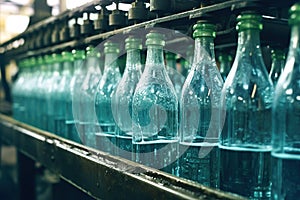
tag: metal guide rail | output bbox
[0,114,245,200]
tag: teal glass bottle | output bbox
[220,13,274,199]
[112,36,142,160]
[179,21,223,188]
[272,3,300,200]
[12,59,27,122]
[95,41,121,154]
[165,52,185,99]
[34,56,47,129]
[76,46,102,148]
[218,53,232,81]
[132,32,179,175]
[55,51,73,138]
[269,49,285,86]
[47,53,63,133]
[65,49,85,143]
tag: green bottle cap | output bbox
[62,51,74,62]
[165,52,176,60]
[193,22,216,38]
[52,53,63,63]
[86,46,101,57]
[37,56,44,65]
[236,13,263,31]
[72,49,86,60]
[29,57,36,67]
[125,36,142,50]
[218,53,233,62]
[271,49,285,60]
[145,32,165,46]
[289,3,300,25]
[44,54,53,64]
[104,41,120,54]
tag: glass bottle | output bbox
[220,13,274,199]
[165,52,185,99]
[54,51,73,138]
[95,41,121,154]
[218,53,232,81]
[179,21,223,188]
[46,53,63,133]
[269,49,285,86]
[12,59,26,121]
[112,36,142,160]
[65,49,85,143]
[76,46,102,148]
[34,56,47,129]
[272,3,300,200]
[132,32,179,175]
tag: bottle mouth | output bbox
[236,13,263,31]
[271,49,286,60]
[62,51,73,62]
[289,2,300,25]
[192,22,216,38]
[145,32,165,47]
[125,37,142,50]
[86,46,101,58]
[104,41,120,54]
[72,50,85,60]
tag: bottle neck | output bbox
[126,49,141,70]
[104,53,118,70]
[237,29,261,54]
[287,25,300,61]
[193,37,216,65]
[145,45,164,66]
[87,56,101,74]
[219,60,231,74]
[74,59,83,75]
[63,61,73,75]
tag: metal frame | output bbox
[0,114,245,200]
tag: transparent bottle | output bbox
[95,41,121,154]
[165,52,185,99]
[46,53,63,133]
[179,21,223,188]
[34,56,47,129]
[218,53,232,81]
[220,13,274,199]
[65,49,85,143]
[75,46,102,148]
[272,3,300,200]
[55,51,73,138]
[27,57,38,126]
[132,32,179,175]
[12,59,27,121]
[112,36,142,160]
[269,49,285,86]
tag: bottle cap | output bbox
[289,3,300,25]
[52,53,63,63]
[29,57,36,67]
[37,56,44,65]
[145,31,165,46]
[193,22,216,38]
[271,49,285,60]
[44,54,53,64]
[86,46,101,57]
[236,12,263,31]
[218,53,233,62]
[104,41,120,54]
[62,51,74,62]
[125,36,142,50]
[72,49,86,60]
